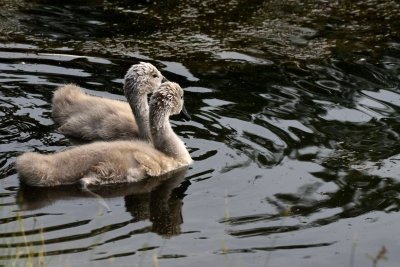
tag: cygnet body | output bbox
[16,82,192,187]
[52,62,166,142]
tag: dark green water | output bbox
[1,0,400,266]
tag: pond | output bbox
[1,0,400,266]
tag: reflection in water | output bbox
[17,168,188,237]
[225,173,400,237]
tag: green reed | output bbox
[366,246,388,267]
[0,207,51,267]
[222,190,230,267]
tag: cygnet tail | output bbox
[16,152,79,187]
[52,84,84,124]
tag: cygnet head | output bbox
[150,82,191,126]
[123,62,167,99]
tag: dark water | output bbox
[1,0,400,266]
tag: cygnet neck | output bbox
[150,105,191,163]
[125,84,152,143]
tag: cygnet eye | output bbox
[152,74,158,78]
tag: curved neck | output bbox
[150,110,191,163]
[125,87,152,143]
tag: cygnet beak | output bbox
[161,76,168,83]
[180,104,191,121]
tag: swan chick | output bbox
[52,62,166,142]
[16,82,192,187]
